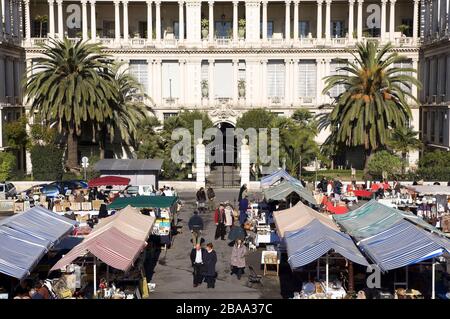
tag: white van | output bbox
[125,185,155,196]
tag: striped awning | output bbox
[264,180,318,206]
[260,169,302,188]
[285,219,369,269]
[357,220,450,272]
[51,206,155,272]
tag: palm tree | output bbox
[25,38,115,169]
[321,41,421,171]
[35,15,48,38]
[97,65,152,159]
[387,126,422,174]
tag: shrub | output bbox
[0,152,16,181]
[418,150,450,168]
[31,145,64,181]
[367,151,403,179]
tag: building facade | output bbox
[1,0,26,172]
[22,0,422,167]
[419,0,450,151]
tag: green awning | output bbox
[333,199,448,240]
[108,196,178,210]
[263,180,317,206]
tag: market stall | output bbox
[87,176,131,188]
[50,205,155,299]
[263,180,318,207]
[108,196,178,248]
[0,206,77,280]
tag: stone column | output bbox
[292,59,299,106]
[389,0,396,42]
[325,0,331,40]
[48,0,55,38]
[380,0,387,40]
[57,0,63,38]
[316,58,323,104]
[90,0,96,41]
[412,0,419,43]
[123,0,129,42]
[285,0,291,41]
[81,0,88,40]
[424,0,430,38]
[186,0,201,44]
[155,0,161,43]
[431,0,438,35]
[439,0,446,34]
[357,0,363,40]
[284,59,291,105]
[24,0,31,41]
[232,58,239,103]
[113,0,120,43]
[233,1,238,41]
[293,1,299,41]
[147,1,152,42]
[316,0,323,39]
[262,1,268,41]
[13,0,19,37]
[240,138,250,186]
[348,0,354,42]
[208,58,214,105]
[179,1,184,42]
[195,138,206,189]
[208,0,214,43]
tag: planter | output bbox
[202,87,209,98]
[202,29,209,39]
[238,87,245,98]
[238,28,245,38]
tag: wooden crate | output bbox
[70,202,81,211]
[82,202,92,211]
[92,200,103,211]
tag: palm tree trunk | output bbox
[99,130,106,160]
[348,261,354,294]
[66,128,79,169]
[363,149,373,176]
[401,152,407,175]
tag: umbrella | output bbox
[228,227,246,241]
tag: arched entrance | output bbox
[206,122,240,188]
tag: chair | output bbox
[246,266,263,288]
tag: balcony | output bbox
[268,96,284,106]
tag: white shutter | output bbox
[201,61,209,80]
[129,60,148,93]
[393,60,412,94]
[161,61,180,98]
[330,60,347,98]
[298,60,316,98]
[214,61,233,98]
[267,61,285,98]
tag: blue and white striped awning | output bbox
[357,220,450,272]
[261,169,302,188]
[285,219,369,269]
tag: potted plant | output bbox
[201,19,209,39]
[201,80,209,98]
[398,24,410,36]
[238,19,246,38]
[35,15,48,38]
[133,31,140,38]
[238,79,245,98]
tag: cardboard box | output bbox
[82,202,92,211]
[92,200,103,211]
[70,202,81,211]
[14,202,24,212]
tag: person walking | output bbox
[203,243,217,288]
[188,211,204,246]
[230,239,247,280]
[238,195,249,226]
[224,202,234,232]
[207,185,216,213]
[238,184,248,202]
[190,243,206,287]
[196,187,207,213]
[214,204,227,240]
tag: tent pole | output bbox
[107,265,109,283]
[325,254,329,294]
[432,258,435,300]
[93,256,97,298]
[316,258,320,281]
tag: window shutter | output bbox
[129,60,149,93]
[298,60,316,98]
[267,61,285,98]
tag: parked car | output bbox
[22,183,61,199]
[49,180,88,195]
[0,182,17,199]
[125,185,155,196]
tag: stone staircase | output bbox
[206,165,241,188]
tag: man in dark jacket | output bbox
[196,187,207,213]
[188,211,204,246]
[319,177,328,193]
[207,185,215,212]
[190,243,207,287]
[202,243,217,288]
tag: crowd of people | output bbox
[188,184,251,288]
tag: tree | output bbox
[24,39,115,170]
[35,15,48,38]
[97,64,151,159]
[0,152,16,180]
[320,41,421,172]
[387,126,422,174]
[367,150,403,179]
[235,108,276,130]
[30,145,64,180]
[4,117,29,150]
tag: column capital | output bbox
[357,0,363,4]
[325,0,332,4]
[208,59,215,64]
[178,0,185,4]
[413,0,419,3]
[56,0,63,5]
[260,59,268,64]
[348,0,355,4]
[284,58,291,63]
[208,1,214,7]
[47,0,55,5]
[146,0,153,4]
[154,0,161,6]
[261,0,268,5]
[114,0,121,5]
[232,58,239,64]
[179,59,187,64]
[122,0,129,4]
[89,0,96,5]
[285,0,292,5]
[154,58,162,64]
[23,0,30,4]
[292,58,299,63]
[233,1,239,6]
[147,58,153,64]
[389,0,396,4]
[317,0,324,5]
[293,0,300,5]
[80,0,88,5]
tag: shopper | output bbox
[188,211,204,246]
[224,202,234,231]
[238,195,249,226]
[196,187,207,213]
[238,184,248,202]
[230,239,247,280]
[214,204,227,240]
[203,243,218,288]
[190,243,207,287]
[207,185,216,212]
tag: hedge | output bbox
[31,145,64,181]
